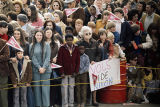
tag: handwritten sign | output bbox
[89,58,120,91]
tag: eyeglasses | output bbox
[85,33,92,35]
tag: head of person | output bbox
[33,29,45,43]
[98,28,107,41]
[9,21,21,30]
[65,26,74,35]
[65,34,74,46]
[7,11,17,22]
[137,1,146,13]
[53,10,63,23]
[146,1,157,15]
[44,12,54,21]
[7,23,14,37]
[17,14,28,26]
[86,0,94,7]
[65,0,76,8]
[90,5,97,16]
[43,20,56,30]
[13,27,26,46]
[128,53,138,66]
[0,21,8,35]
[114,8,124,19]
[131,24,140,36]
[147,23,158,36]
[27,5,38,22]
[44,27,53,40]
[79,26,92,41]
[15,50,24,60]
[87,21,96,33]
[0,14,8,22]
[75,19,83,32]
[78,44,85,55]
[22,0,30,5]
[106,3,115,13]
[36,0,46,10]
[102,10,109,21]
[127,9,139,22]
[44,0,52,4]
[94,0,102,8]
[121,0,131,9]
[52,0,63,10]
[13,1,23,14]
[107,31,114,44]
[106,21,116,32]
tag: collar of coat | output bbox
[10,58,31,83]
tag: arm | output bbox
[9,63,17,85]
[0,44,9,62]
[75,48,80,73]
[141,34,153,49]
[57,46,64,74]
[27,62,32,84]
[42,43,51,69]
[81,55,90,72]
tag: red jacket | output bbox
[0,34,8,41]
[57,44,80,75]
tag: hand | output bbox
[26,83,30,87]
[10,58,17,63]
[91,61,95,65]
[39,68,46,74]
[13,84,17,88]
[52,57,57,63]
[67,18,72,22]
[121,46,126,51]
[24,56,30,60]
[99,43,103,47]
[138,44,143,48]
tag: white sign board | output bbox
[89,58,120,91]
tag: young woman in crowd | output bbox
[29,29,51,107]
[36,0,47,16]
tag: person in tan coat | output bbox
[9,50,32,107]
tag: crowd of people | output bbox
[0,0,160,107]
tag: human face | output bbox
[96,0,102,7]
[44,0,51,4]
[90,6,96,16]
[86,0,94,7]
[14,30,21,40]
[44,15,50,21]
[46,22,53,29]
[66,37,73,46]
[8,16,12,22]
[107,5,112,12]
[103,13,109,21]
[27,8,31,16]
[132,14,138,22]
[53,13,60,23]
[130,57,137,66]
[83,30,92,41]
[15,4,21,13]
[79,46,85,55]
[100,33,107,41]
[137,3,143,12]
[114,12,122,19]
[36,1,42,10]
[110,27,116,32]
[35,32,43,42]
[0,26,8,35]
[146,5,153,15]
[45,29,52,39]
[67,1,76,8]
[75,23,83,32]
[16,51,24,60]
[53,2,60,10]
[22,0,27,4]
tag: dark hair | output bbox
[128,52,137,62]
[65,26,74,33]
[43,20,56,30]
[147,23,158,37]
[138,1,146,12]
[7,23,14,38]
[106,3,115,13]
[7,11,17,21]
[30,29,45,61]
[127,9,139,21]
[37,0,46,9]
[0,14,8,22]
[146,1,157,10]
[26,0,31,5]
[98,28,107,38]
[114,8,124,16]
[65,34,74,40]
[0,21,8,28]
[28,5,38,22]
[44,27,56,47]
[121,0,130,8]
[15,49,23,54]
[131,24,140,34]
[54,33,64,44]
[14,27,27,47]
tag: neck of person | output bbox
[148,12,154,16]
[84,38,90,43]
[46,39,51,43]
[16,39,21,45]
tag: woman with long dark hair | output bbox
[27,5,43,28]
[29,29,51,107]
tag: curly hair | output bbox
[127,9,139,21]
[28,5,38,22]
[37,0,46,9]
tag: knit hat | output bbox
[17,14,28,23]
